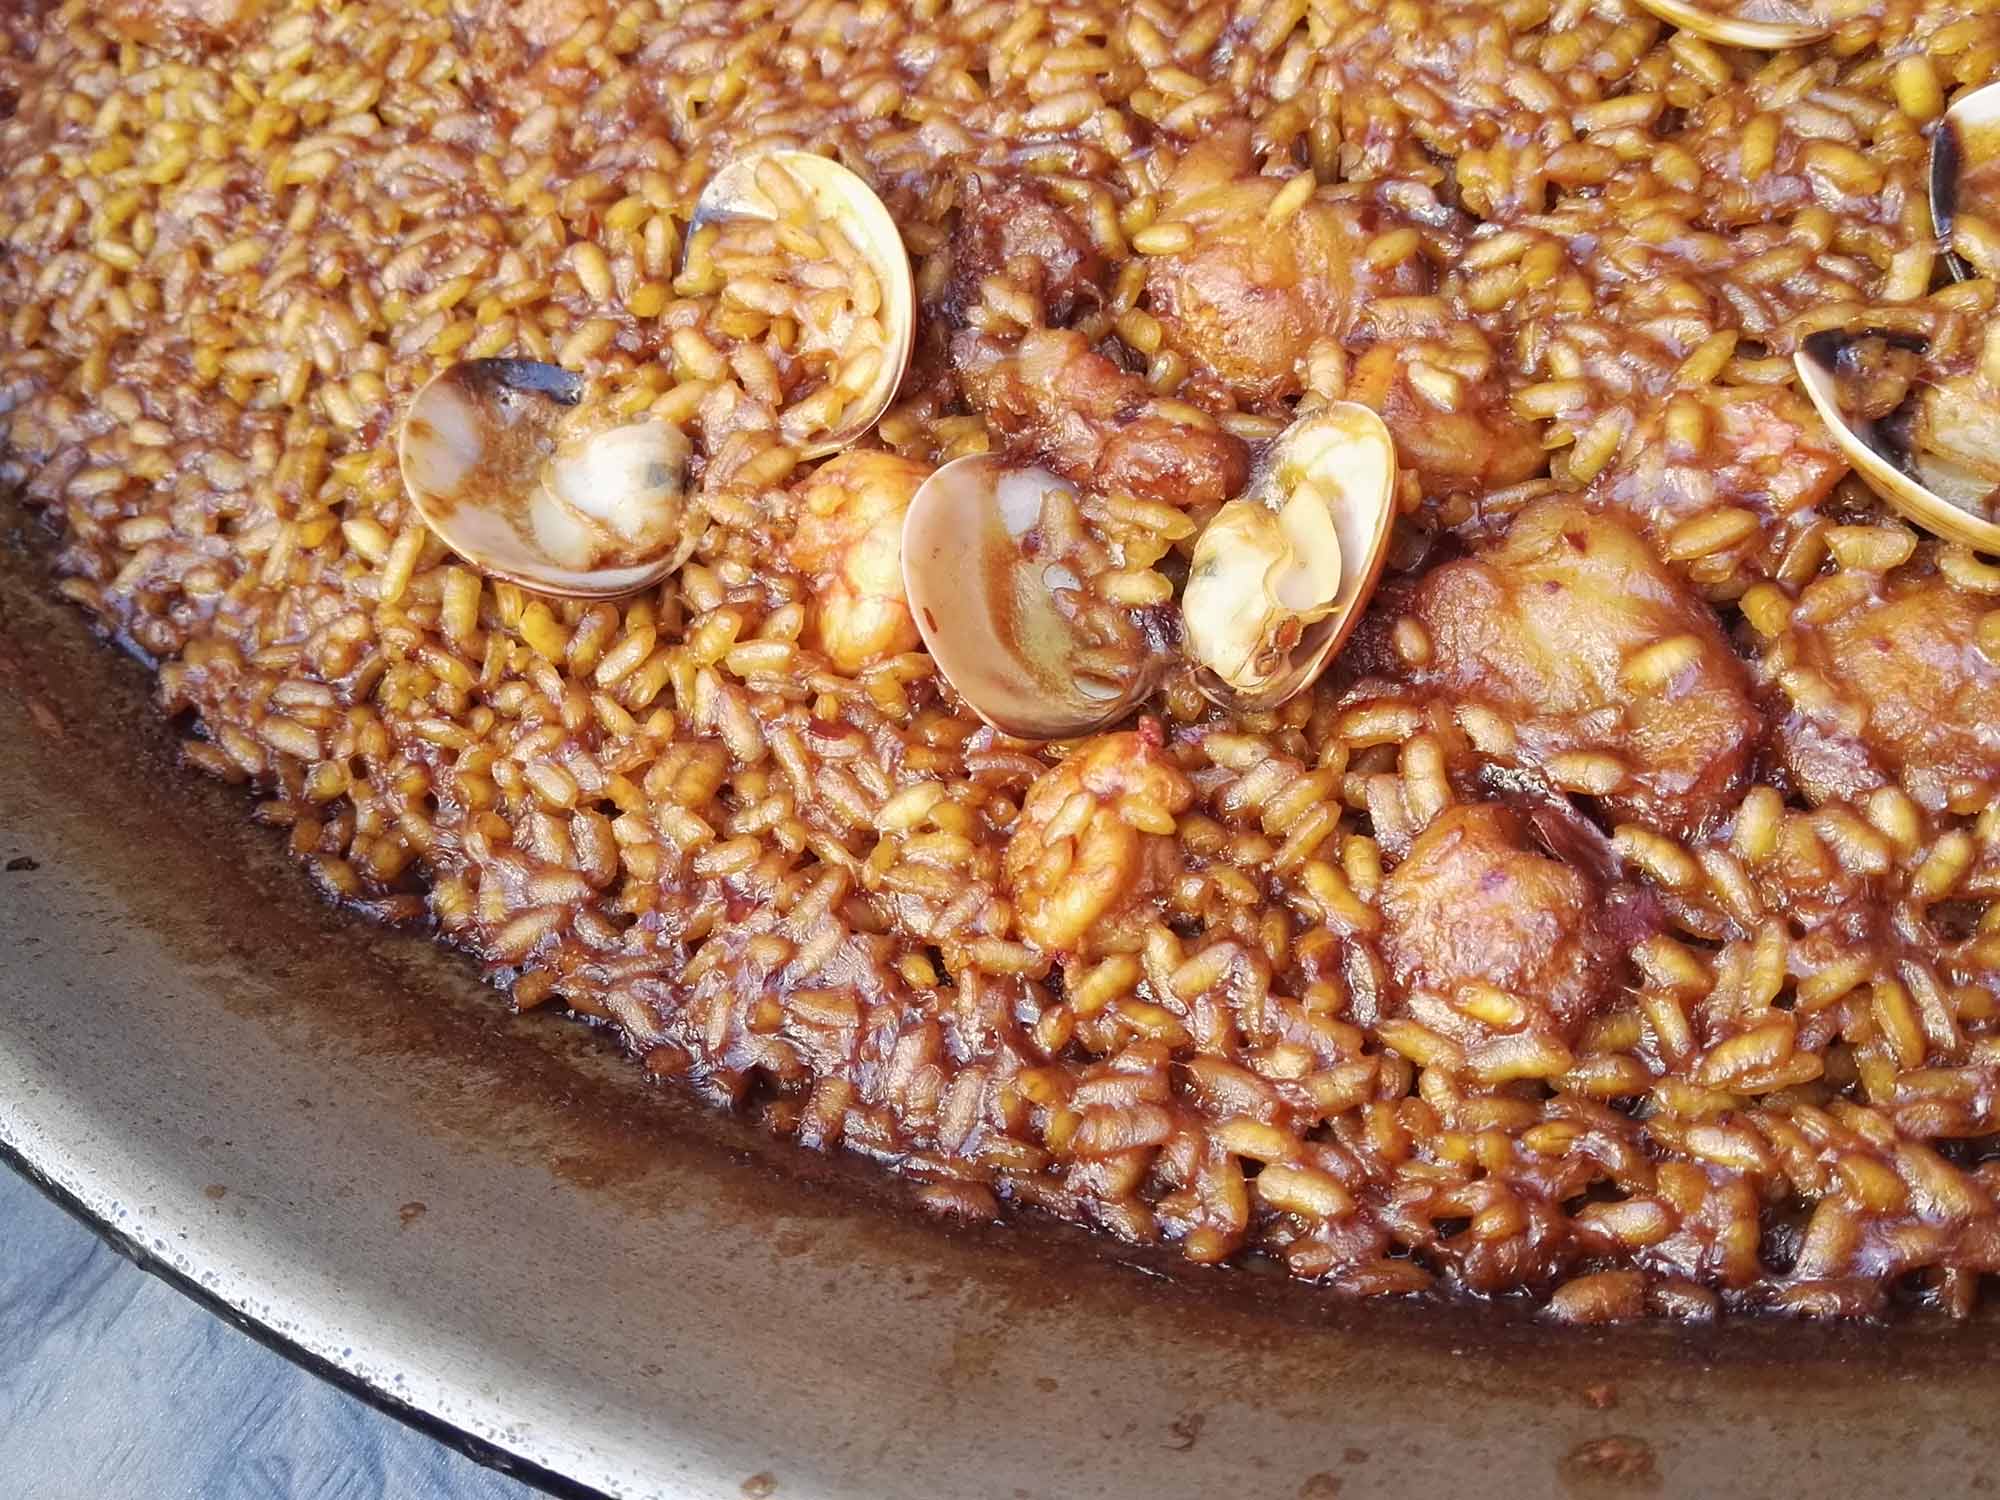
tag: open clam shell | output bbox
[398,358,697,598]
[901,456,1159,741]
[688,149,916,460]
[1794,329,2000,553]
[1184,403,1399,712]
[1932,81,2000,283]
[1629,0,1827,50]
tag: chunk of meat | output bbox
[1141,125,1430,407]
[1346,341,1546,497]
[943,176,1106,328]
[1776,577,2000,812]
[1005,726,1194,957]
[1590,385,1843,583]
[951,327,1248,507]
[486,0,611,50]
[1379,803,1619,1039]
[788,450,927,674]
[100,0,268,43]
[1403,497,1762,837]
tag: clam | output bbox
[1183,403,1398,711]
[1800,83,2000,547]
[688,148,916,458]
[1628,0,1827,50]
[398,358,697,598]
[1932,81,2000,283]
[1794,328,2000,552]
[903,405,1400,738]
[399,152,912,597]
[901,456,1160,741]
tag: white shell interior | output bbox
[692,149,916,460]
[901,455,1154,741]
[1793,340,2000,553]
[1629,0,1827,50]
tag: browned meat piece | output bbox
[1777,578,2000,812]
[1005,726,1194,957]
[1590,385,1844,582]
[1379,803,1619,1039]
[1403,497,1762,837]
[943,177,1107,328]
[951,327,1249,507]
[100,0,268,42]
[1142,125,1424,406]
[488,0,612,50]
[1346,341,1546,497]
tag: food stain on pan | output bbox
[398,1201,427,1229]
[1557,1435,1660,1491]
[944,1329,1001,1394]
[0,640,68,742]
[739,1472,778,1498]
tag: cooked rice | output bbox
[5,0,2000,1321]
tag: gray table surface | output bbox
[1,1166,548,1500]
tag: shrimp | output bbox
[1005,724,1194,956]
[1591,385,1844,582]
[789,450,928,675]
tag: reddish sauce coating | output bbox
[1380,803,1621,1042]
[1778,577,2000,813]
[1345,342,1545,498]
[950,327,1249,507]
[945,177,1107,329]
[1142,124,1418,407]
[1395,498,1762,838]
[10,0,2000,1327]
[100,0,268,43]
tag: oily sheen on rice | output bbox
[4,0,2000,1322]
